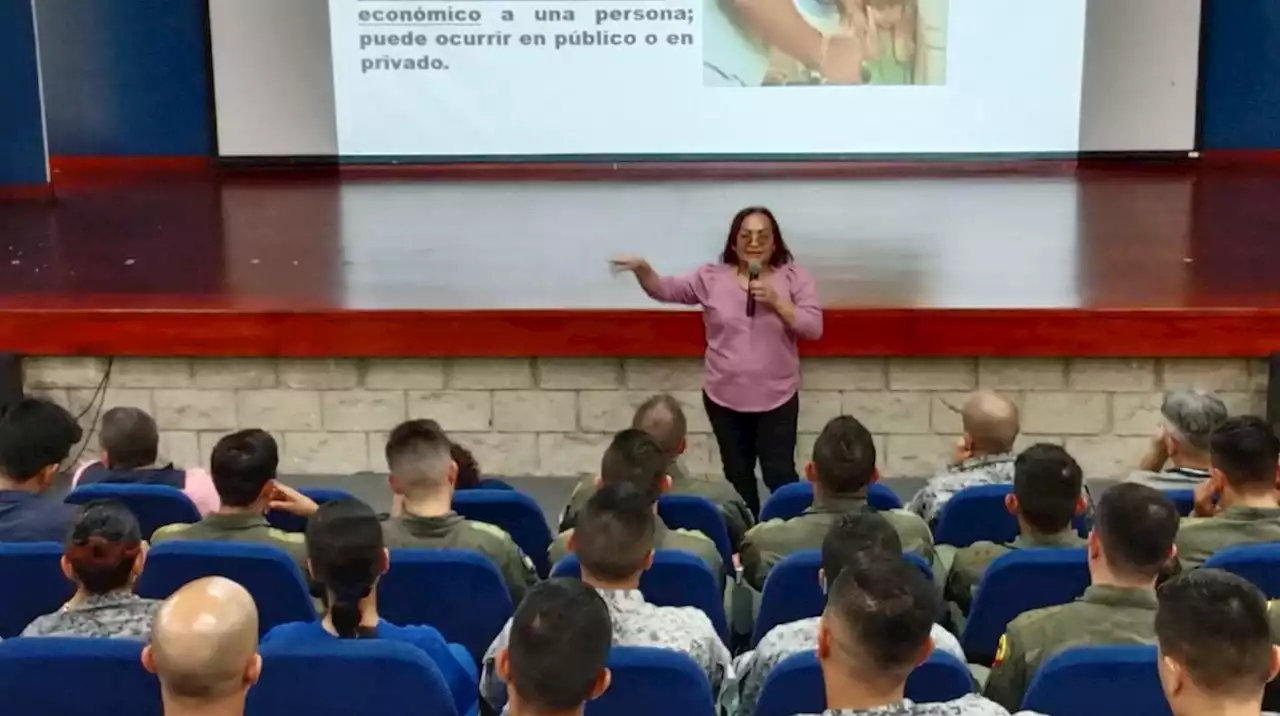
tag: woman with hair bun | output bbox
[261,498,477,715]
[22,499,157,639]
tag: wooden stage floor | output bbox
[2,164,1280,358]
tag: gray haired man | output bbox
[1128,390,1228,490]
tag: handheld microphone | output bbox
[746,261,761,317]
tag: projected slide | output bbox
[328,0,1087,156]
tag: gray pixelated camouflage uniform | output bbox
[22,592,159,639]
[907,454,1018,526]
[794,696,1047,716]
[480,587,732,711]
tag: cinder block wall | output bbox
[24,357,1267,479]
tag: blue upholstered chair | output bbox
[252,640,462,716]
[65,483,200,539]
[382,548,514,662]
[1022,644,1170,716]
[751,549,932,646]
[759,482,903,523]
[934,483,1090,548]
[960,547,1089,663]
[0,638,160,716]
[0,542,75,638]
[657,494,735,578]
[552,550,727,640]
[586,646,717,716]
[137,541,316,635]
[755,650,974,716]
[452,490,553,577]
[1204,542,1280,597]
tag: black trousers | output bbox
[703,391,800,517]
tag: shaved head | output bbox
[961,391,1020,454]
[145,577,260,701]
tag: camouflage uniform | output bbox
[382,511,539,604]
[1125,466,1210,491]
[945,530,1086,613]
[907,454,1018,526]
[22,592,159,639]
[1176,505,1280,570]
[480,587,732,711]
[794,696,1046,715]
[548,513,724,578]
[984,585,1158,711]
[152,512,308,568]
[731,618,966,716]
[561,460,755,547]
[740,494,934,591]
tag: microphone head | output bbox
[748,261,762,278]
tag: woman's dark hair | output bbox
[65,500,143,594]
[305,498,385,638]
[452,442,482,489]
[720,206,793,268]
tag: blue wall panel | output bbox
[1200,0,1280,150]
[35,0,211,156]
[0,0,48,185]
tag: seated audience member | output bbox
[1177,415,1280,569]
[73,407,220,514]
[23,499,157,638]
[732,512,965,716]
[1129,390,1228,490]
[908,391,1020,525]
[740,415,933,591]
[1157,570,1280,716]
[482,484,732,712]
[493,579,613,716]
[0,397,83,542]
[142,576,261,716]
[263,498,476,714]
[451,440,486,490]
[984,483,1180,710]
[946,444,1087,613]
[380,419,538,603]
[801,557,1039,716]
[549,428,722,576]
[151,429,315,568]
[560,394,754,547]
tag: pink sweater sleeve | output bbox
[643,266,703,306]
[183,468,222,515]
[787,265,824,340]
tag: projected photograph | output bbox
[704,0,948,87]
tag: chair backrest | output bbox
[759,482,903,523]
[551,550,727,640]
[961,547,1089,663]
[1164,489,1195,517]
[0,638,160,716]
[0,542,76,638]
[1022,644,1170,716]
[756,650,975,716]
[266,487,353,533]
[252,640,458,716]
[934,483,1090,547]
[657,494,734,577]
[65,483,201,540]
[476,477,516,491]
[1204,542,1280,597]
[452,490,552,577]
[752,550,933,646]
[381,548,515,662]
[136,541,316,635]
[586,646,716,716]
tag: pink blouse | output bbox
[646,262,823,412]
